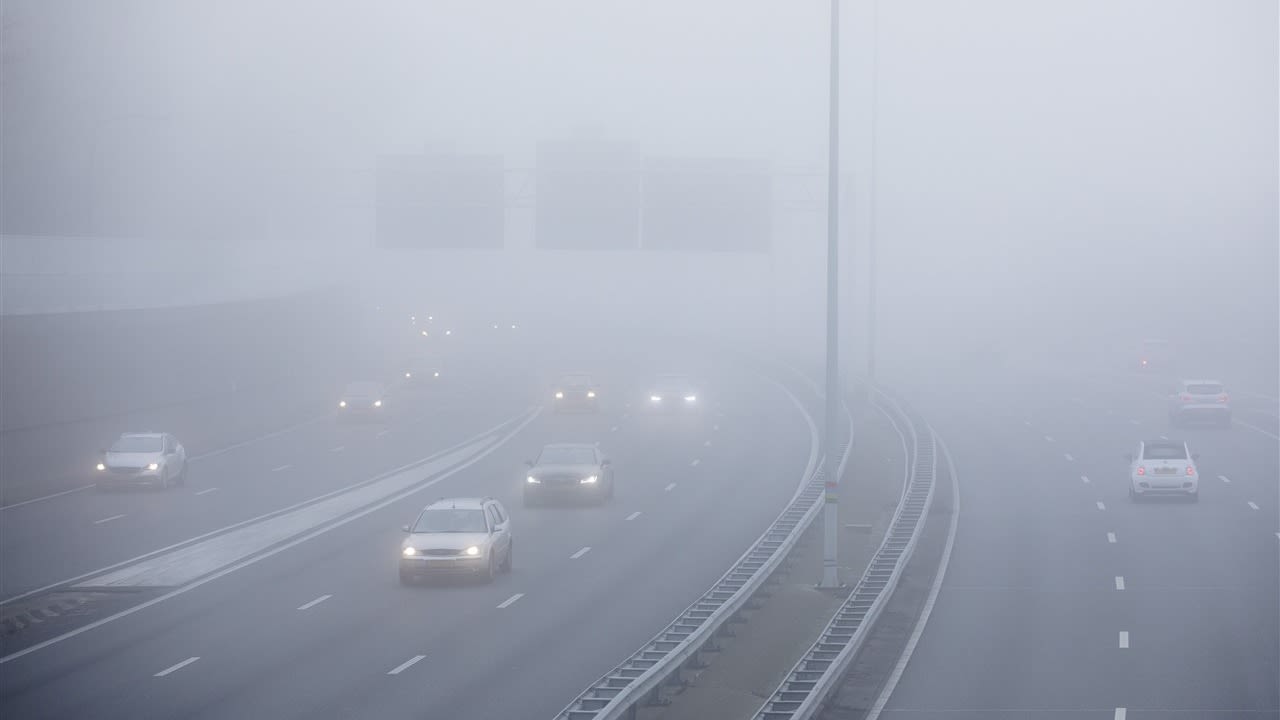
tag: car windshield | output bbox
[1143,443,1188,460]
[412,509,487,533]
[561,375,592,387]
[344,382,381,397]
[110,436,162,453]
[537,446,596,465]
[1186,383,1223,395]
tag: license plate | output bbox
[427,559,454,568]
[1154,468,1177,475]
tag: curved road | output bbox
[0,352,819,719]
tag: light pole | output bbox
[867,0,879,385]
[819,0,843,590]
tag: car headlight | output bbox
[374,400,383,407]
[402,547,418,557]
[650,395,662,402]
[580,475,598,484]
[96,463,106,471]
[526,476,541,484]
[464,546,480,557]
[555,391,564,399]
[339,400,347,408]
[433,371,440,377]
[405,372,412,378]
[147,462,160,471]
[587,391,596,398]
[684,395,697,402]
[421,330,429,337]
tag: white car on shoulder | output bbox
[1128,439,1199,502]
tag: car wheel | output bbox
[502,542,513,572]
[484,554,496,583]
[176,466,188,486]
[159,471,170,490]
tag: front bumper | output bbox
[1172,405,1230,422]
[98,468,164,486]
[399,555,487,577]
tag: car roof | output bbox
[422,497,490,511]
[1142,440,1188,450]
[560,373,593,381]
[344,381,384,392]
[1179,379,1223,386]
[542,442,596,450]
[119,432,164,440]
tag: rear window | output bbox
[1186,383,1223,395]
[1143,443,1187,460]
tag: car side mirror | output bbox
[401,524,410,533]
[1192,453,1200,461]
[98,448,107,455]
[524,460,533,467]
[601,459,612,466]
[1124,453,1133,462]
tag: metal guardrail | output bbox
[751,389,936,720]
[554,376,853,720]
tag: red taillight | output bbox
[1186,465,1195,476]
[1181,393,1192,402]
[1219,394,1228,403]
[1136,466,1146,475]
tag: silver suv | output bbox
[399,497,512,584]
[97,432,187,490]
[1168,379,1231,427]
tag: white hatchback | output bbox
[1128,440,1199,501]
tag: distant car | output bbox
[338,381,388,420]
[553,374,599,412]
[96,432,187,489]
[647,374,700,410]
[399,497,512,584]
[402,356,441,383]
[524,443,614,506]
[1168,379,1230,427]
[1128,439,1199,501]
[1137,338,1171,371]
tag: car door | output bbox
[487,503,511,557]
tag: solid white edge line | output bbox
[1107,532,1117,544]
[93,514,126,525]
[195,488,218,496]
[625,511,641,521]
[497,593,524,609]
[297,594,332,611]
[0,409,535,609]
[0,484,96,511]
[154,656,200,677]
[864,428,961,720]
[0,408,543,664]
[1236,418,1280,440]
[1115,576,1125,591]
[1119,631,1129,648]
[570,547,591,560]
[386,654,425,675]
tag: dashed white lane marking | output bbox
[377,429,391,437]
[1064,453,1074,461]
[330,446,344,453]
[272,464,291,472]
[1081,475,1090,484]
[1107,532,1117,544]
[1115,709,1127,720]
[570,547,591,560]
[1115,576,1125,591]
[1044,435,1055,442]
[1248,501,1260,510]
[704,440,712,447]
[297,594,332,611]
[386,655,426,675]
[497,593,524,609]
[1159,434,1169,440]
[625,511,641,521]
[610,426,618,432]
[1118,631,1129,649]
[1129,419,1141,425]
[1096,501,1106,511]
[155,657,200,677]
[664,482,677,492]
[195,488,218,496]
[93,514,126,525]
[1220,475,1231,483]
[1023,420,1032,427]
[691,459,700,467]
